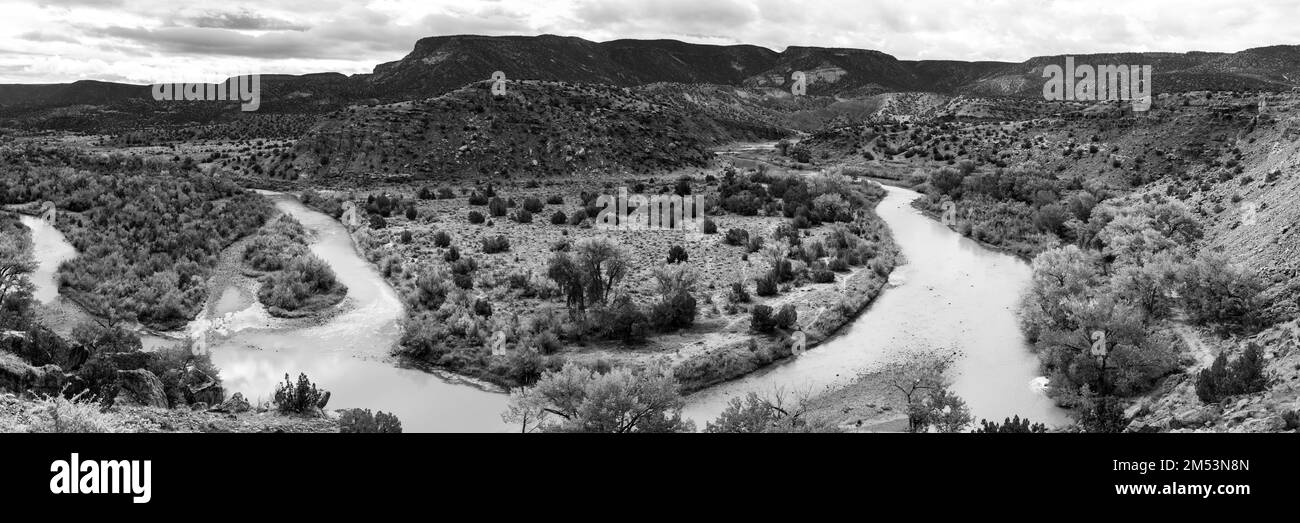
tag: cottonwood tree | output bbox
[573,238,628,307]
[502,363,693,433]
[0,231,36,323]
[879,350,959,432]
[704,387,838,433]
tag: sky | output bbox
[1,0,1297,84]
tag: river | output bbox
[681,185,1069,428]
[21,184,1064,432]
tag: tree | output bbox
[910,387,973,433]
[0,231,35,315]
[572,238,627,306]
[705,388,839,433]
[879,350,957,432]
[502,363,694,433]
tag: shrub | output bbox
[546,195,564,205]
[443,246,460,262]
[595,295,650,342]
[750,305,775,333]
[405,207,418,220]
[437,187,456,199]
[469,192,488,205]
[400,230,413,244]
[567,212,585,226]
[551,211,567,225]
[433,230,452,248]
[667,245,688,264]
[474,298,493,317]
[702,218,717,234]
[274,373,326,414]
[811,269,835,283]
[828,257,849,272]
[339,409,403,433]
[1196,343,1268,403]
[369,214,387,229]
[755,273,778,297]
[468,211,486,224]
[973,415,1048,433]
[728,281,750,303]
[489,197,508,217]
[746,235,765,253]
[724,228,750,246]
[482,235,511,254]
[523,197,545,213]
[515,209,533,223]
[773,304,797,329]
[650,291,697,332]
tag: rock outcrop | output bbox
[114,369,169,408]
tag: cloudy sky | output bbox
[1,0,1297,84]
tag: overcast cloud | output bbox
[0,0,1296,83]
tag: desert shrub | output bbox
[405,207,418,220]
[728,281,750,303]
[468,192,488,205]
[473,298,493,317]
[482,235,511,254]
[750,305,775,333]
[432,230,452,248]
[468,211,486,224]
[438,187,456,199]
[489,197,508,217]
[811,268,835,283]
[667,245,688,264]
[274,373,326,414]
[523,197,545,213]
[594,295,649,343]
[514,209,533,223]
[650,290,696,332]
[551,211,567,225]
[773,304,797,330]
[973,416,1048,433]
[546,195,564,205]
[400,230,413,244]
[702,218,717,234]
[724,228,750,246]
[1196,343,1268,403]
[755,273,778,297]
[443,246,460,262]
[828,257,849,272]
[339,409,403,433]
[24,392,121,433]
[746,235,765,254]
[369,214,387,229]
[568,212,585,226]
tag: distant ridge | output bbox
[2,35,1298,113]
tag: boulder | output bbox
[115,369,169,408]
[0,353,65,395]
[1232,416,1287,433]
[186,371,224,406]
[211,392,251,413]
[1172,407,1214,429]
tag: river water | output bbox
[681,185,1069,428]
[22,184,1064,432]
[18,215,76,305]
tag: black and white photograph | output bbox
[0,0,1296,510]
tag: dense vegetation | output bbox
[0,149,272,329]
[1018,195,1269,430]
[243,215,347,316]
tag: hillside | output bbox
[270,80,788,184]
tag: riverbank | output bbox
[683,184,1070,428]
